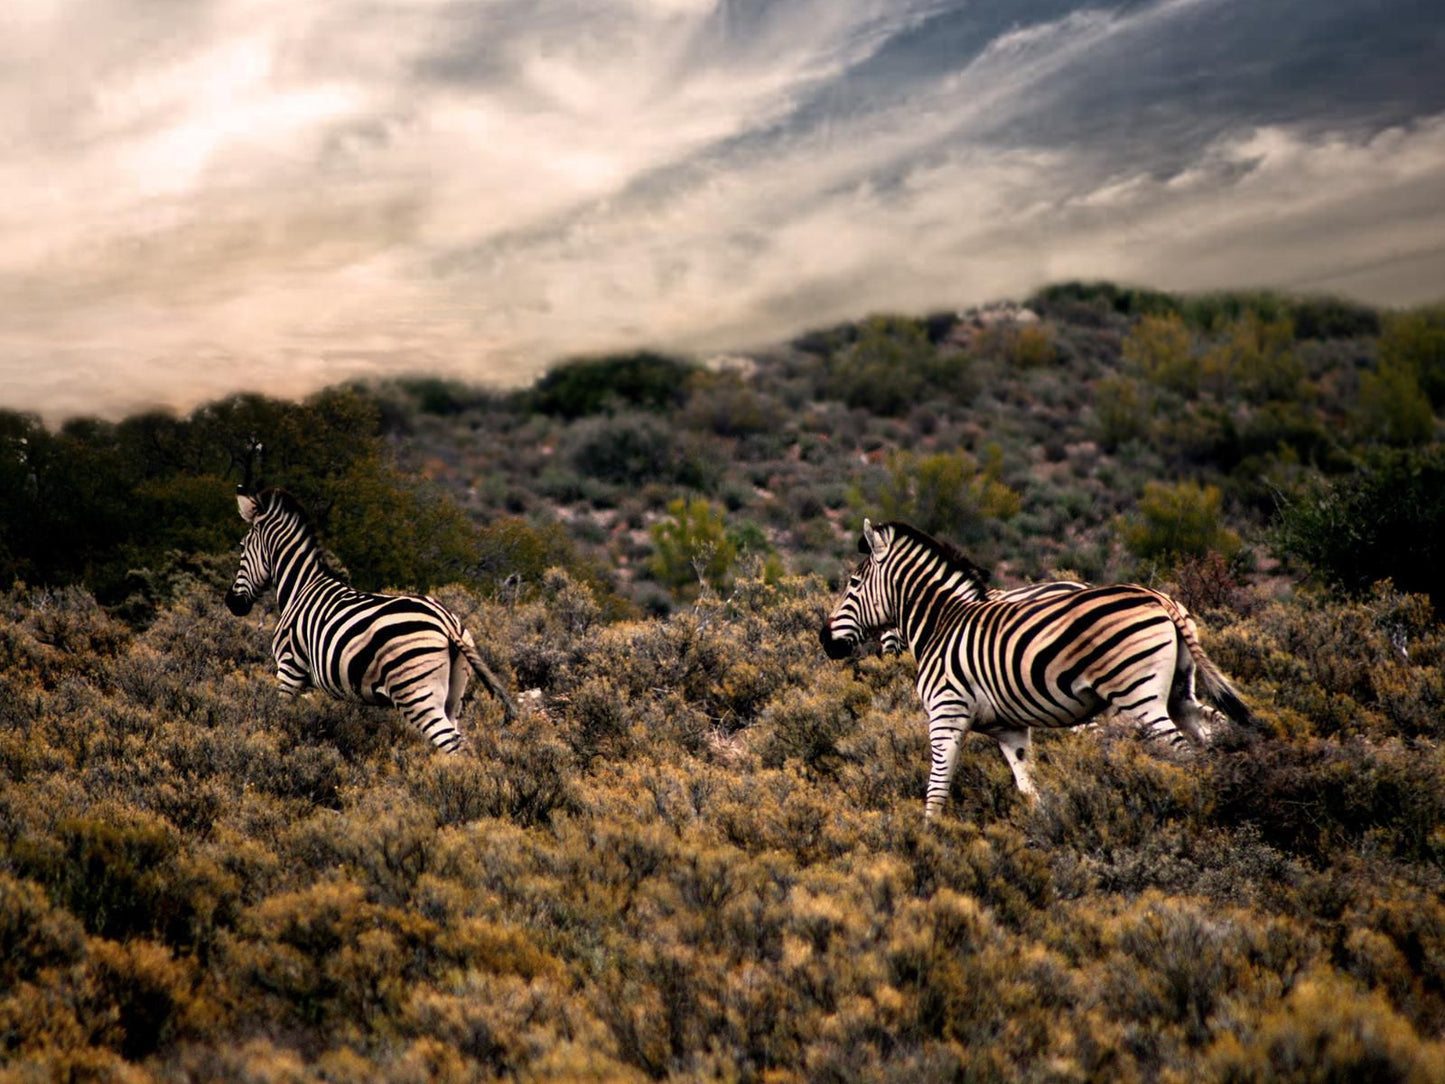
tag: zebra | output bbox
[875,578,1212,747]
[819,519,1254,819]
[225,486,519,751]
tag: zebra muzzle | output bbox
[819,625,856,660]
[225,590,254,617]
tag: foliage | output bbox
[863,448,1020,544]
[1032,280,1182,320]
[649,497,738,596]
[1094,374,1153,450]
[1006,323,1059,368]
[530,351,696,419]
[566,412,713,489]
[1120,480,1242,566]
[10,277,1445,1077]
[1200,313,1304,403]
[1,569,1444,1080]
[1125,313,1198,395]
[825,315,972,415]
[1380,307,1445,409]
[1355,357,1436,446]
[1271,445,1445,606]
[0,388,482,612]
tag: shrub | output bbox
[1354,359,1435,446]
[1008,324,1059,368]
[826,316,972,415]
[1095,374,1153,450]
[1380,306,1445,409]
[863,448,1020,544]
[565,412,710,488]
[1126,314,1198,395]
[649,497,737,596]
[1119,480,1241,566]
[530,352,695,418]
[1188,973,1445,1084]
[1201,314,1305,403]
[1271,446,1445,607]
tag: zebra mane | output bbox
[253,487,317,531]
[880,521,991,592]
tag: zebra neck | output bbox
[272,543,332,615]
[894,555,975,656]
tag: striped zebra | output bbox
[225,487,518,751]
[876,579,1210,747]
[820,519,1254,819]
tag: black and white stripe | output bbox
[821,519,1254,819]
[877,580,1087,657]
[875,579,1213,747]
[225,487,517,752]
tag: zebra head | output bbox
[225,487,275,616]
[819,519,898,660]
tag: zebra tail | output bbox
[1157,592,1262,734]
[459,636,520,725]
[1193,653,1257,731]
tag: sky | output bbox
[3,0,1444,423]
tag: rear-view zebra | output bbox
[820,519,1255,819]
[225,487,519,751]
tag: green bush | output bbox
[530,351,696,418]
[1095,374,1153,450]
[1120,480,1241,567]
[1381,307,1445,409]
[649,497,737,596]
[826,316,972,415]
[1354,359,1435,446]
[862,448,1020,543]
[1126,314,1199,395]
[1271,446,1445,606]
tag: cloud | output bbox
[2,0,1442,422]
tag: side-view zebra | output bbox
[876,579,1210,747]
[820,519,1255,819]
[225,487,519,751]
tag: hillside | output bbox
[2,283,1445,1080]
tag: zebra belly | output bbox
[960,672,1104,731]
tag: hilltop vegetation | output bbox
[2,283,1444,1080]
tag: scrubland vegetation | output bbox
[2,283,1444,1080]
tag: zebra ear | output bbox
[237,488,260,524]
[862,518,889,561]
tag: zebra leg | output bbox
[445,650,471,721]
[923,709,972,821]
[275,652,311,698]
[1106,670,1185,748]
[1167,651,1213,748]
[389,660,468,754]
[992,727,1037,797]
